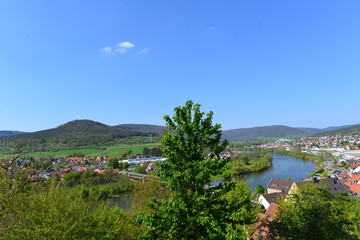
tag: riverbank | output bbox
[219,152,273,179]
[212,153,316,189]
[232,146,324,167]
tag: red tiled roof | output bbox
[350,163,360,169]
[350,184,360,194]
[265,203,279,218]
[338,173,350,179]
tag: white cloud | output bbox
[138,48,150,55]
[117,41,135,48]
[101,41,136,55]
[116,41,135,53]
[101,46,112,54]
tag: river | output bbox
[212,153,316,189]
[110,153,316,209]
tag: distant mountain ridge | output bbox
[1,121,359,145]
[312,124,360,137]
[0,131,26,138]
[222,125,310,141]
[297,124,357,134]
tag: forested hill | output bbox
[313,124,360,137]
[297,124,357,134]
[0,131,26,138]
[0,120,153,152]
[114,124,170,135]
[222,125,310,141]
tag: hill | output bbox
[0,131,26,138]
[114,124,170,135]
[222,125,310,141]
[313,124,360,137]
[297,124,357,134]
[0,120,153,153]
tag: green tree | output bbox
[139,101,258,239]
[63,172,80,183]
[255,184,266,194]
[267,182,360,240]
[135,165,146,174]
[108,158,120,169]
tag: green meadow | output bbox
[0,143,161,158]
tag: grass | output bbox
[1,143,161,158]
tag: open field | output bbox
[0,143,161,158]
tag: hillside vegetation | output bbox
[114,124,170,135]
[0,120,159,154]
[313,124,360,137]
[222,125,310,141]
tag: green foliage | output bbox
[134,165,146,174]
[139,101,258,239]
[267,182,360,240]
[0,183,133,239]
[142,146,163,157]
[255,184,266,194]
[108,157,120,169]
[223,152,273,178]
[119,161,129,170]
[63,172,81,182]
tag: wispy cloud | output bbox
[138,48,150,55]
[101,46,113,55]
[101,41,148,56]
[116,41,135,53]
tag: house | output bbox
[345,174,360,193]
[146,162,157,172]
[258,192,286,210]
[266,178,294,194]
[253,203,279,239]
[69,157,85,164]
[141,160,149,168]
[96,170,106,174]
[290,177,349,196]
[350,163,360,174]
[76,166,88,173]
[349,184,360,195]
[265,203,279,217]
[338,173,350,180]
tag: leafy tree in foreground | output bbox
[139,101,259,239]
[266,182,360,240]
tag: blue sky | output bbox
[1,0,360,132]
